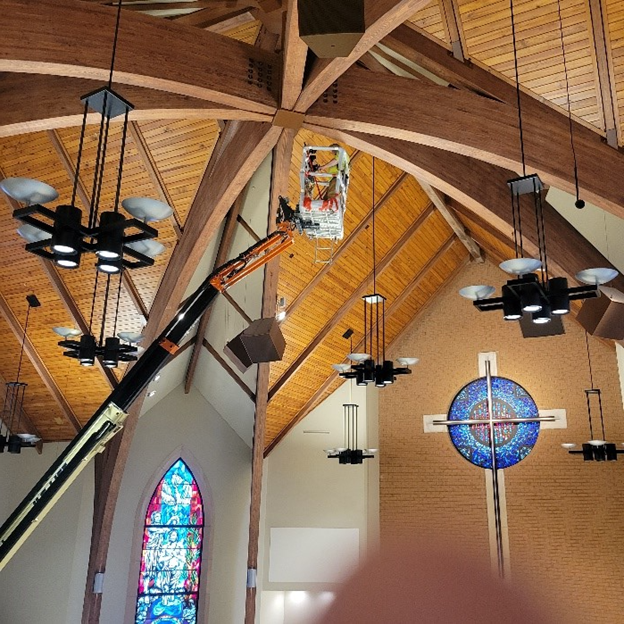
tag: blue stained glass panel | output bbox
[135,460,204,624]
[447,376,540,469]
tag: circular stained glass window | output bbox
[447,376,540,469]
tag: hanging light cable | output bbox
[555,0,585,209]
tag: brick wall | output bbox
[380,261,624,623]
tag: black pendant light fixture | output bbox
[459,0,616,326]
[332,159,417,387]
[55,272,142,369]
[562,333,623,461]
[325,402,377,464]
[0,295,41,454]
[0,0,172,273]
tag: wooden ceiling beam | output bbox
[0,74,268,138]
[172,3,255,29]
[184,195,244,394]
[82,119,280,624]
[417,179,482,262]
[244,123,293,624]
[286,171,409,317]
[438,0,467,62]
[280,0,308,110]
[269,202,437,400]
[294,0,432,112]
[127,122,183,238]
[46,129,149,323]
[305,67,624,219]
[587,0,620,147]
[311,127,624,294]
[0,291,82,433]
[202,338,255,401]
[265,235,464,454]
[0,0,278,115]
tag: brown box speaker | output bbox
[576,286,624,340]
[224,317,286,373]
[298,0,365,58]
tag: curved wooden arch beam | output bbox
[308,125,624,294]
[305,67,624,219]
[0,0,278,115]
[0,74,270,137]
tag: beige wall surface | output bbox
[380,261,624,623]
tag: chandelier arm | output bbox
[92,110,112,229]
[112,270,124,338]
[88,269,100,334]
[108,0,125,89]
[509,0,526,177]
[15,302,32,386]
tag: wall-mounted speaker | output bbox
[576,286,624,340]
[224,317,286,373]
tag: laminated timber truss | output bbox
[1,1,624,622]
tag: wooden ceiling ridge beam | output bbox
[0,0,279,116]
[304,67,624,219]
[264,235,465,455]
[286,170,409,317]
[293,0,432,112]
[314,128,624,294]
[46,129,150,322]
[417,179,482,261]
[280,0,308,110]
[128,121,183,238]
[82,120,281,624]
[268,201,437,400]
[0,74,268,139]
[184,195,245,394]
[0,291,82,434]
[587,0,621,148]
[202,338,255,401]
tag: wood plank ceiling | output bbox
[0,0,623,454]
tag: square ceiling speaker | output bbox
[576,286,624,340]
[224,317,286,373]
[298,0,365,58]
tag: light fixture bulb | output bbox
[56,257,79,269]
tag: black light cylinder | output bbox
[97,256,122,274]
[374,364,385,388]
[52,204,82,255]
[520,284,542,313]
[97,211,125,259]
[356,370,366,386]
[363,358,374,383]
[7,434,22,454]
[78,334,96,366]
[502,285,522,321]
[102,336,120,368]
[532,300,551,325]
[548,276,570,315]
[382,360,394,385]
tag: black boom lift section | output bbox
[0,220,295,569]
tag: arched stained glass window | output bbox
[135,459,204,624]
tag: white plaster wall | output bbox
[259,380,378,622]
[100,385,252,624]
[0,442,93,624]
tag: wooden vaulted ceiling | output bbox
[1,0,624,458]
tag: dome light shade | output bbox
[575,268,618,286]
[0,177,59,205]
[122,197,173,222]
[499,258,542,275]
[459,285,495,301]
